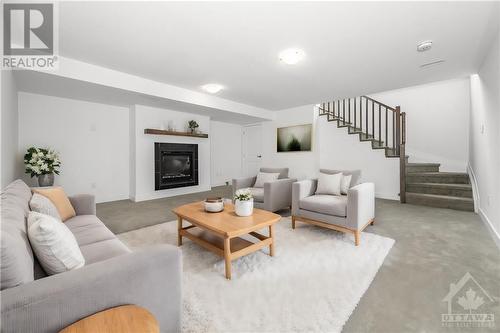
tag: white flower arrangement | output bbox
[24,147,61,177]
[234,188,253,201]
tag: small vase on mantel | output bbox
[235,198,253,217]
[38,173,55,187]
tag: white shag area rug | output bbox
[118,217,394,333]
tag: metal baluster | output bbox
[372,100,375,138]
[378,104,382,144]
[348,98,351,124]
[385,107,388,147]
[354,97,357,130]
[365,98,368,136]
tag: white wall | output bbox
[1,70,20,188]
[210,121,242,186]
[369,77,471,172]
[18,93,130,203]
[261,105,319,180]
[469,29,500,242]
[317,115,400,200]
[131,105,211,201]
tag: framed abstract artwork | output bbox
[277,124,312,152]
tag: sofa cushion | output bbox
[1,180,35,290]
[320,169,361,188]
[29,193,61,220]
[65,215,116,247]
[315,172,342,196]
[32,187,76,222]
[249,187,264,202]
[79,239,131,265]
[27,211,85,275]
[299,194,348,217]
[260,167,288,179]
[254,172,279,188]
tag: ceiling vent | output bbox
[420,60,445,68]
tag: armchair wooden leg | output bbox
[370,219,375,226]
[354,231,360,246]
[291,216,296,229]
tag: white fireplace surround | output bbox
[130,105,211,202]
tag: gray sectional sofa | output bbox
[1,180,181,333]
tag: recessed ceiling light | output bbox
[279,48,306,65]
[201,83,224,94]
[417,40,433,52]
[420,59,445,68]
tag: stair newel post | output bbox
[396,106,406,203]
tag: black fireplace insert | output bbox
[155,143,198,190]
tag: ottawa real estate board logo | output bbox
[442,272,495,328]
[2,2,58,69]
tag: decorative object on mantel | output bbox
[204,197,224,213]
[234,188,254,217]
[24,147,61,187]
[187,120,199,134]
[144,128,208,138]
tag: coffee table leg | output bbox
[269,225,275,257]
[224,237,231,280]
[177,216,183,246]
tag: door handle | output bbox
[257,155,262,158]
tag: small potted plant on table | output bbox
[234,188,253,217]
[24,147,61,187]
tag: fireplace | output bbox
[155,143,198,190]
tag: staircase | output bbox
[405,162,474,211]
[318,96,474,212]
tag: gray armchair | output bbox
[291,169,375,246]
[232,167,297,212]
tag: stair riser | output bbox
[406,184,472,198]
[406,165,440,173]
[406,174,469,184]
[406,194,474,211]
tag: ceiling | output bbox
[58,1,499,110]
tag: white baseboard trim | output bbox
[466,164,479,213]
[478,208,500,250]
[375,192,399,201]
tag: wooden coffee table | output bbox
[59,305,158,333]
[173,202,281,279]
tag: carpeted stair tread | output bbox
[406,183,473,198]
[406,192,474,211]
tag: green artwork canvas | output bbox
[277,124,312,152]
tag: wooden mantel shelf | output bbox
[144,128,209,138]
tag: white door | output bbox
[242,124,263,177]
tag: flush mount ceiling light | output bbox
[417,40,433,52]
[201,83,224,94]
[279,48,306,65]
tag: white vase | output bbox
[234,199,253,217]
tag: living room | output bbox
[1,1,499,332]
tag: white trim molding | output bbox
[466,164,479,213]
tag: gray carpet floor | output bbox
[97,186,500,332]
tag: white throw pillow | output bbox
[254,172,280,188]
[27,211,85,275]
[315,172,342,196]
[29,193,62,220]
[340,174,353,195]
